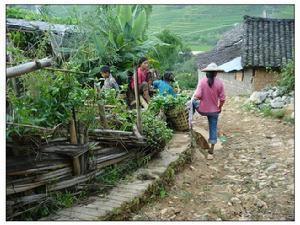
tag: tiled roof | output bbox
[197,16,294,69]
[197,43,242,70]
[242,16,294,67]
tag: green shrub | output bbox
[277,60,294,94]
[175,72,198,89]
[260,104,272,117]
[272,109,286,119]
[148,94,190,114]
[142,111,173,148]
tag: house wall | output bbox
[197,69,253,96]
[253,68,278,91]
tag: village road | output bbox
[129,96,295,221]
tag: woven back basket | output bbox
[166,107,189,131]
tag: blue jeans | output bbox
[199,112,219,144]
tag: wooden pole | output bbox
[70,118,81,176]
[70,118,78,144]
[6,57,53,79]
[95,84,108,129]
[133,68,142,133]
[6,53,19,95]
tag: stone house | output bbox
[197,16,294,96]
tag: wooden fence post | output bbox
[95,83,108,129]
[70,118,81,176]
[133,68,142,134]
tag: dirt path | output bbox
[129,96,295,221]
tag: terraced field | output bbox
[148,5,294,51]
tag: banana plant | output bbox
[67,5,169,83]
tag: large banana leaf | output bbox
[108,30,117,48]
[116,33,125,47]
[117,5,132,30]
[92,33,105,56]
[123,23,132,40]
[132,9,146,39]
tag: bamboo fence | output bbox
[6,127,150,220]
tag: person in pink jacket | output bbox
[130,57,149,90]
[193,63,225,160]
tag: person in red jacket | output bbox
[130,57,149,90]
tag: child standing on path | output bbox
[193,63,225,160]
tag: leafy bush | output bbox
[7,70,97,139]
[149,29,183,72]
[148,94,190,114]
[68,5,166,84]
[277,60,294,94]
[173,57,198,89]
[142,111,173,148]
[175,72,198,89]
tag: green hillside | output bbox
[148,5,294,51]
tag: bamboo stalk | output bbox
[7,163,69,176]
[43,67,89,75]
[48,170,97,191]
[6,122,61,132]
[35,167,72,181]
[6,57,53,79]
[7,194,46,208]
[96,154,131,169]
[7,181,45,195]
[133,124,143,140]
[90,129,133,136]
[95,152,128,164]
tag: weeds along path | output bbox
[129,96,295,221]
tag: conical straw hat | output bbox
[201,62,224,72]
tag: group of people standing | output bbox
[98,58,226,160]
